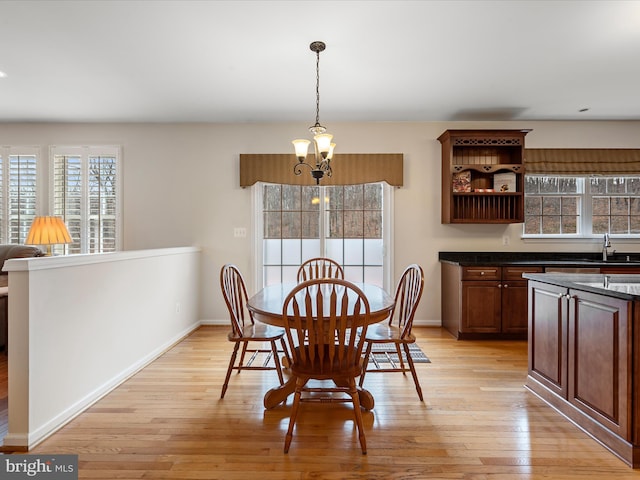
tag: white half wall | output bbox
[2,247,201,449]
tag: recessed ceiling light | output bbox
[579,107,590,113]
[0,71,7,78]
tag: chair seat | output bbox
[290,345,363,378]
[228,322,286,342]
[362,323,416,344]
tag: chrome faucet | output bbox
[602,233,613,261]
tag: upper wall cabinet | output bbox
[438,129,530,224]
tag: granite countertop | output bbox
[439,251,640,268]
[523,272,640,301]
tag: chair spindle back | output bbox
[297,257,344,283]
[283,278,369,375]
[220,264,253,336]
[391,264,424,339]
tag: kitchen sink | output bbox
[577,281,640,294]
[579,254,640,263]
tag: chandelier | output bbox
[292,41,335,184]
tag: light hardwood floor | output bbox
[7,326,640,479]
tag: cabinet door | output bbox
[501,280,529,334]
[568,290,631,440]
[502,267,543,335]
[528,281,568,398]
[461,281,501,333]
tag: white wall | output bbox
[3,247,200,448]
[1,121,640,325]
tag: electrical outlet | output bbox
[502,235,510,246]
[175,302,181,314]
[233,227,247,238]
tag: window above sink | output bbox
[523,175,640,238]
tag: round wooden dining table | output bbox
[247,281,395,410]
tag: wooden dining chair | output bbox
[296,257,344,282]
[359,264,425,401]
[282,278,371,454]
[219,264,290,399]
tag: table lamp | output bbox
[25,216,72,256]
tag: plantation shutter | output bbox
[1,148,38,244]
[52,146,120,254]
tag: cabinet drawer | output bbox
[462,266,501,281]
[503,266,543,281]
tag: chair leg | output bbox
[221,342,241,399]
[395,343,406,372]
[403,343,423,401]
[359,342,373,388]
[348,377,367,454]
[284,377,305,453]
[270,340,285,386]
[237,342,249,370]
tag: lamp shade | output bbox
[292,139,311,160]
[313,133,333,157]
[26,216,72,246]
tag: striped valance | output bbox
[525,149,640,175]
[239,153,404,187]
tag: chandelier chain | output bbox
[315,48,321,127]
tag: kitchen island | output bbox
[524,272,640,468]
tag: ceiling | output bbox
[1,0,639,123]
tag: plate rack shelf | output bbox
[439,129,529,224]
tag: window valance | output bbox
[525,149,640,175]
[239,153,404,187]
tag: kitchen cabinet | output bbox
[527,281,568,397]
[569,288,631,440]
[438,129,529,224]
[527,278,636,465]
[442,263,542,339]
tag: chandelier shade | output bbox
[292,41,336,184]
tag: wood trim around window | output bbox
[239,153,404,187]
[525,149,640,175]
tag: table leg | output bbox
[264,376,296,409]
[263,375,375,411]
[332,376,375,411]
[356,387,375,411]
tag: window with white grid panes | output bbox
[260,183,389,288]
[591,177,640,235]
[52,146,121,254]
[0,147,38,244]
[524,175,640,236]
